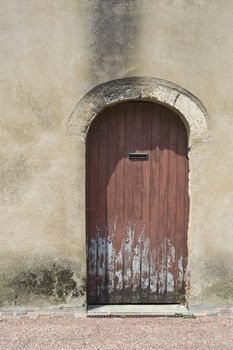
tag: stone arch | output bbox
[67,77,209,146]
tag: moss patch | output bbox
[9,263,85,304]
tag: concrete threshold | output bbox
[87,304,190,316]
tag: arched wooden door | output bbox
[86,101,189,304]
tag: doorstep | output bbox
[87,304,190,316]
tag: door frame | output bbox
[67,77,210,312]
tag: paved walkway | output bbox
[0,316,233,349]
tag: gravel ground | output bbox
[0,316,233,350]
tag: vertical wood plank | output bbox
[106,110,117,303]
[148,104,160,302]
[140,103,152,302]
[175,121,188,293]
[166,114,178,295]
[157,107,169,296]
[96,112,108,303]
[114,104,125,302]
[131,102,143,303]
[123,102,135,303]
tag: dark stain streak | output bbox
[89,0,139,79]
[173,93,180,106]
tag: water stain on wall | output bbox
[0,155,32,204]
[202,253,233,302]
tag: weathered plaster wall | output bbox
[0,0,232,308]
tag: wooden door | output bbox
[86,101,189,304]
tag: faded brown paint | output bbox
[86,102,189,304]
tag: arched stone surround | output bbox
[67,77,209,308]
[68,77,209,146]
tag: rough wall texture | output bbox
[0,0,232,308]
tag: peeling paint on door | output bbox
[88,227,185,303]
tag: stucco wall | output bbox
[0,0,232,308]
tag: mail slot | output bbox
[128,152,148,160]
